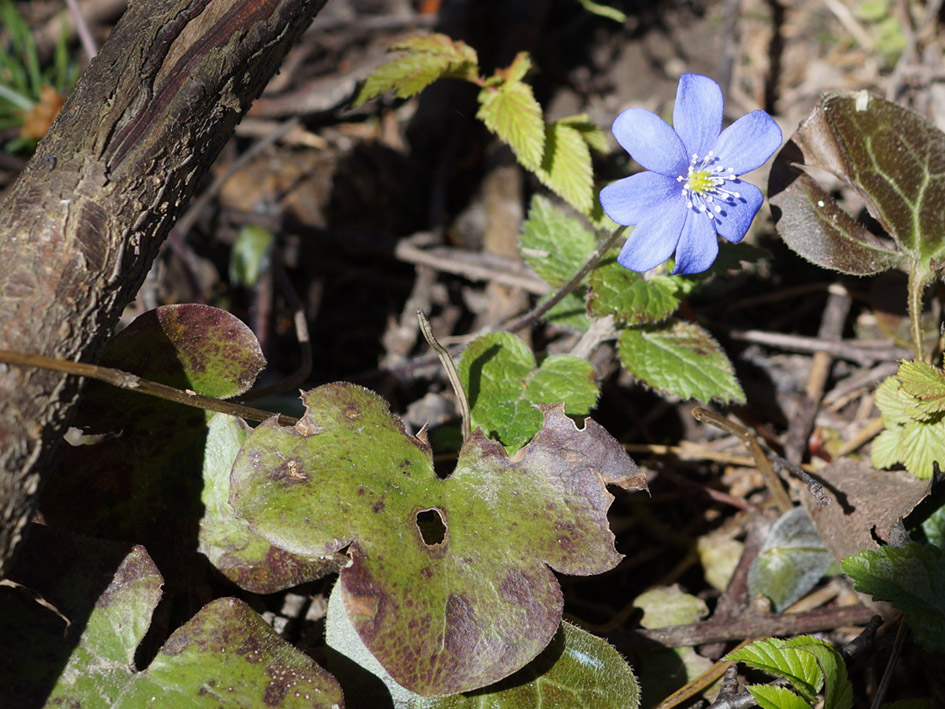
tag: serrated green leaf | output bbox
[898,360,945,417]
[534,119,595,214]
[790,640,852,709]
[870,427,904,469]
[618,320,744,403]
[520,195,597,286]
[353,33,479,107]
[726,637,824,703]
[326,582,640,708]
[748,507,834,612]
[558,113,609,154]
[499,51,532,84]
[875,375,913,426]
[843,543,945,652]
[229,383,644,696]
[922,503,945,549]
[544,290,592,331]
[747,685,812,709]
[899,418,945,479]
[477,79,545,170]
[458,332,599,452]
[588,258,681,325]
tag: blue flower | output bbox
[600,73,782,275]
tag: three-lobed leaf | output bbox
[618,320,744,403]
[458,331,599,452]
[353,33,479,107]
[228,382,645,696]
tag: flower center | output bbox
[677,152,740,220]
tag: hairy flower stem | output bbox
[503,225,628,333]
[907,265,931,362]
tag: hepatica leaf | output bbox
[198,414,342,594]
[520,194,597,287]
[458,332,599,453]
[769,90,945,275]
[229,383,645,697]
[0,525,343,708]
[326,583,640,708]
[41,305,267,582]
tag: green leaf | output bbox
[229,225,274,287]
[588,257,681,325]
[748,507,835,612]
[843,543,945,652]
[791,639,853,709]
[726,637,825,703]
[229,383,645,696]
[872,367,945,479]
[747,685,812,709]
[520,194,597,287]
[574,0,627,23]
[543,290,592,331]
[0,525,343,708]
[898,360,945,417]
[768,90,945,275]
[198,414,342,593]
[353,33,479,107]
[326,583,640,708]
[558,113,609,154]
[477,77,545,170]
[534,118,596,214]
[618,320,744,403]
[458,332,599,452]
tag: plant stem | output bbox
[503,224,627,333]
[907,265,930,361]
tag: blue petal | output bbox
[672,210,719,274]
[712,110,782,174]
[673,74,723,158]
[612,108,688,177]
[711,180,763,243]
[616,198,687,272]
[599,171,680,225]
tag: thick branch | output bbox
[0,0,327,577]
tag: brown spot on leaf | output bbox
[294,416,320,437]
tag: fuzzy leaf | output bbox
[326,583,641,708]
[768,90,945,275]
[544,291,592,331]
[229,383,645,697]
[353,33,479,107]
[534,118,596,214]
[748,507,835,612]
[589,257,681,325]
[229,225,274,287]
[843,543,945,652]
[458,332,599,453]
[618,320,744,403]
[520,194,597,286]
[198,414,342,593]
[726,637,825,703]
[477,79,545,170]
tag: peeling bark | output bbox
[0,0,328,577]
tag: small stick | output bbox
[770,454,832,507]
[0,348,297,426]
[417,310,470,442]
[692,407,793,514]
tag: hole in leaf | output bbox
[416,508,447,546]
